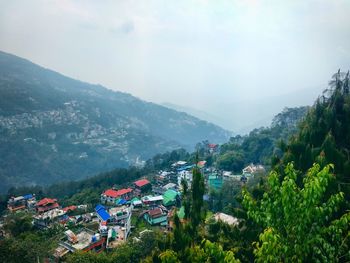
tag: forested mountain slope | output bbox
[0,51,230,192]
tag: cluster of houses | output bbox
[53,178,181,260]
[7,194,90,230]
[4,155,264,261]
[7,194,37,212]
[97,178,180,230]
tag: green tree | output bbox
[190,166,206,236]
[4,213,33,237]
[243,163,350,262]
[275,70,350,196]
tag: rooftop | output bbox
[213,213,239,226]
[103,188,133,198]
[142,195,164,202]
[95,204,110,221]
[37,202,59,212]
[134,179,150,187]
[163,189,178,206]
[62,229,98,251]
[34,208,65,220]
[163,183,177,190]
[62,205,77,212]
[148,208,165,218]
[37,198,57,206]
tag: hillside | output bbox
[216,106,309,172]
[275,70,350,196]
[0,51,230,193]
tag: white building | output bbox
[177,170,193,188]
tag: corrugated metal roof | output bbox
[95,204,110,221]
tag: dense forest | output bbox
[1,71,350,262]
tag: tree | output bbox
[4,214,33,237]
[189,166,206,240]
[275,70,350,196]
[243,163,350,262]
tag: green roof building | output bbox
[162,189,179,207]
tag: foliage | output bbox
[0,226,62,263]
[275,70,350,196]
[3,212,33,237]
[217,107,308,172]
[145,148,190,171]
[190,166,206,237]
[243,163,350,262]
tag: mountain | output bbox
[0,51,230,193]
[162,102,230,131]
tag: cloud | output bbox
[0,0,349,131]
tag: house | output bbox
[62,205,77,213]
[108,206,132,240]
[208,143,218,153]
[134,179,151,192]
[95,204,111,222]
[7,194,36,212]
[222,171,245,181]
[100,188,133,204]
[242,164,265,175]
[7,196,26,212]
[162,189,180,207]
[24,194,37,210]
[197,160,207,169]
[33,208,66,228]
[162,183,177,191]
[171,161,187,168]
[131,197,143,207]
[143,207,168,226]
[176,164,195,173]
[177,170,193,188]
[36,198,59,213]
[141,195,164,206]
[54,228,106,259]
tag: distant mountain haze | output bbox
[163,85,322,134]
[162,102,229,131]
[0,51,230,193]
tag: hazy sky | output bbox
[1,0,350,132]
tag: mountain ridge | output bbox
[0,50,230,193]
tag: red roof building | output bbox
[101,188,133,204]
[62,205,77,213]
[103,188,133,198]
[134,179,151,189]
[208,143,218,149]
[103,189,119,198]
[36,198,59,213]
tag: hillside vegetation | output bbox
[0,51,230,193]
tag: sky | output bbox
[0,0,350,133]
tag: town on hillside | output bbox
[1,144,265,262]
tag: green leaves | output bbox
[243,163,350,262]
